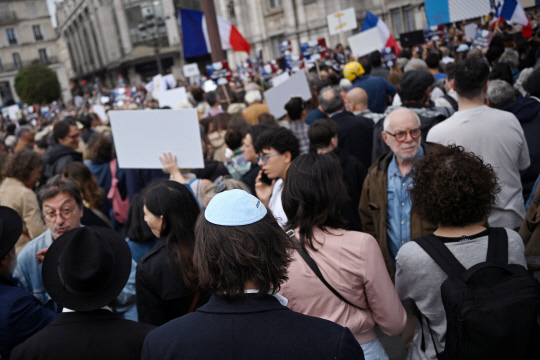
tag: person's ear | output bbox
[283,151,292,164]
[382,131,390,146]
[451,79,456,91]
[330,135,338,148]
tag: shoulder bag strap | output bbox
[486,227,509,265]
[286,230,363,311]
[414,234,467,278]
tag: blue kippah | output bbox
[205,189,267,226]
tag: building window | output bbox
[12,53,21,69]
[39,49,48,64]
[6,29,17,45]
[268,0,282,8]
[392,9,403,36]
[405,8,415,32]
[0,57,4,72]
[32,25,43,41]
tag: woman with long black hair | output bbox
[136,180,209,325]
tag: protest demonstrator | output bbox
[280,152,406,359]
[142,189,365,359]
[11,226,156,360]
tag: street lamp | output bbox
[138,1,165,75]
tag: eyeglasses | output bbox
[43,207,76,222]
[385,128,421,142]
[257,152,280,164]
[66,133,80,140]
[213,175,232,193]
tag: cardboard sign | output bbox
[92,105,107,122]
[285,55,305,72]
[206,61,232,85]
[238,61,254,80]
[301,39,328,60]
[163,74,177,89]
[464,23,478,42]
[264,71,311,119]
[471,29,493,49]
[8,105,21,121]
[400,30,426,48]
[348,27,384,58]
[109,109,204,169]
[158,87,188,109]
[271,72,290,87]
[280,40,292,56]
[183,63,200,77]
[382,47,396,67]
[327,7,357,35]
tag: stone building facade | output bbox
[0,0,70,104]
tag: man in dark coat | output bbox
[11,226,155,360]
[0,207,55,360]
[319,86,374,168]
[142,190,364,360]
[42,118,82,182]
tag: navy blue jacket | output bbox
[0,275,55,359]
[352,75,396,114]
[142,294,364,360]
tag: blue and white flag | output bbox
[425,0,491,26]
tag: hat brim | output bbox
[42,226,132,312]
[0,206,23,259]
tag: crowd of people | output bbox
[1,19,540,360]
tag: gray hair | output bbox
[486,80,516,109]
[318,86,343,114]
[404,58,428,73]
[383,107,421,132]
[339,78,353,92]
[203,178,251,206]
[498,48,519,67]
[244,90,262,105]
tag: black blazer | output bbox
[136,240,210,326]
[11,310,155,360]
[331,111,373,169]
[142,294,365,360]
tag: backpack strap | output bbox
[486,227,509,265]
[414,234,467,277]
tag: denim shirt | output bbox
[386,146,424,267]
[14,228,137,319]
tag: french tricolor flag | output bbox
[361,12,400,56]
[179,9,251,58]
[495,0,533,38]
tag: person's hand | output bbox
[160,152,186,183]
[255,170,275,207]
[36,247,48,265]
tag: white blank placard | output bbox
[109,109,204,169]
[264,71,312,120]
[158,87,188,109]
[183,63,200,77]
[348,27,384,58]
[271,72,290,87]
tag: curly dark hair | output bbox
[194,210,294,302]
[408,145,500,227]
[254,127,300,160]
[5,149,43,182]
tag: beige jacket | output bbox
[0,177,47,253]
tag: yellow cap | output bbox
[343,61,365,82]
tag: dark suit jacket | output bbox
[331,111,373,169]
[11,310,155,360]
[142,294,364,360]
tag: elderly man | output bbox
[486,80,516,109]
[0,207,55,359]
[428,57,529,230]
[319,86,373,168]
[242,89,269,125]
[14,176,137,318]
[359,108,439,280]
[344,87,385,124]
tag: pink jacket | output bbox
[279,227,406,345]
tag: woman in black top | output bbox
[136,180,209,325]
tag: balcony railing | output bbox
[0,12,17,25]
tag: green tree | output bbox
[14,63,61,104]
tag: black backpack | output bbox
[414,227,540,360]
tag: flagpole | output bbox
[202,0,225,62]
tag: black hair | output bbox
[454,56,491,98]
[206,91,218,106]
[284,96,305,121]
[52,118,77,143]
[371,50,383,67]
[144,180,201,291]
[124,192,155,243]
[523,66,540,97]
[307,118,338,149]
[254,127,300,161]
[282,153,348,250]
[359,56,372,74]
[225,128,243,150]
[489,62,514,85]
[425,53,440,69]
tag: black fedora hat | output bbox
[0,206,23,259]
[42,226,132,312]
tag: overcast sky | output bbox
[46,0,62,27]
